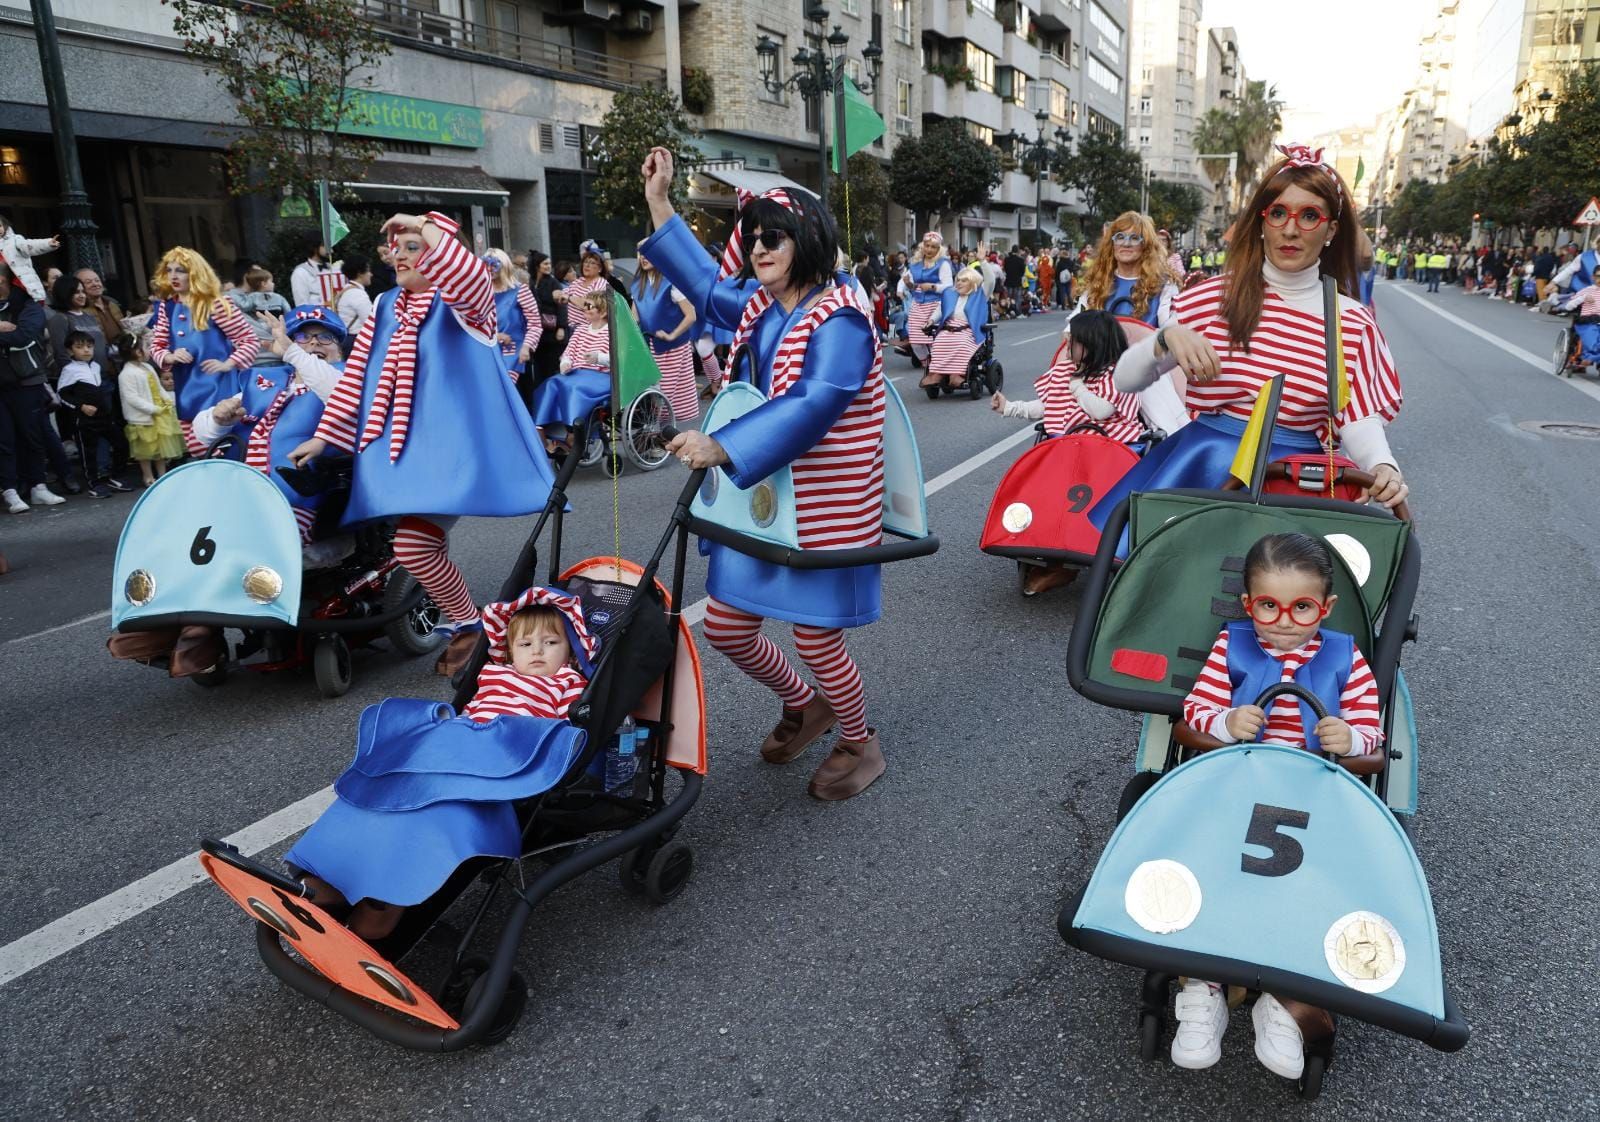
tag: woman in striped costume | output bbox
[640,146,888,802]
[148,246,260,437]
[898,232,952,364]
[563,240,618,306]
[288,212,554,678]
[1099,145,1409,533]
[484,248,541,384]
[633,250,699,422]
[923,266,989,390]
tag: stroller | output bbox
[1056,391,1466,1099]
[198,440,709,1049]
[108,441,442,697]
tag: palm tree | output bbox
[1194,81,1284,214]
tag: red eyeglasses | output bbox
[1261,203,1333,232]
[1243,594,1331,627]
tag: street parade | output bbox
[2,0,1598,1118]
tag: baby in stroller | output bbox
[291,586,597,939]
[1170,531,1383,1080]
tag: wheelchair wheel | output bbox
[577,427,607,469]
[381,571,443,656]
[620,388,673,471]
[988,360,1003,392]
[1553,327,1575,375]
[967,368,985,399]
[312,635,352,698]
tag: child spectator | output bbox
[115,329,183,485]
[230,265,293,349]
[1172,531,1382,1080]
[0,213,58,302]
[336,255,374,337]
[57,329,131,497]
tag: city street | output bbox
[2,284,1598,1120]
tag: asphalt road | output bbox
[1,285,1597,1121]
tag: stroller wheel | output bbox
[382,571,443,656]
[1138,1010,1163,1062]
[988,360,1003,392]
[1116,771,1161,823]
[190,663,228,689]
[967,370,984,400]
[1298,1052,1328,1100]
[312,635,353,698]
[621,389,674,471]
[618,847,649,896]
[644,841,695,905]
[445,957,529,1047]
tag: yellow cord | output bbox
[610,407,622,581]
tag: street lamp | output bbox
[1003,108,1067,248]
[755,6,882,202]
[28,0,101,274]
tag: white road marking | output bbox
[7,608,111,646]
[1384,283,1600,406]
[0,420,1036,988]
[1009,329,1065,345]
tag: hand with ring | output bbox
[665,429,729,470]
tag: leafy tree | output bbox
[829,153,892,254]
[1146,179,1205,234]
[889,119,1002,230]
[1056,129,1141,224]
[1193,80,1284,206]
[1385,180,1436,238]
[589,86,700,229]
[165,0,390,204]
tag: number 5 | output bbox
[1241,803,1310,877]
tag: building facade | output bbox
[919,0,1128,251]
[1,0,680,301]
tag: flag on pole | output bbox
[1331,313,1351,414]
[328,202,350,248]
[1228,379,1278,489]
[1353,156,1365,190]
[608,289,662,407]
[832,76,886,174]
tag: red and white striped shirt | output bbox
[1170,276,1402,441]
[1033,358,1143,441]
[733,285,885,550]
[1182,627,1383,754]
[562,276,611,304]
[1563,284,1600,317]
[461,664,586,722]
[314,212,494,454]
[505,283,541,354]
[561,322,611,370]
[150,296,260,371]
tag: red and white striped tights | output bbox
[702,599,868,741]
[391,516,479,625]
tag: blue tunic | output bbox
[218,361,333,517]
[906,259,946,305]
[1224,620,1354,753]
[642,215,882,628]
[1101,276,1162,325]
[634,276,691,358]
[492,285,530,375]
[531,368,610,428]
[341,287,554,526]
[934,285,990,347]
[158,298,247,422]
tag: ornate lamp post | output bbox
[999,109,1069,248]
[756,6,882,201]
[29,0,102,274]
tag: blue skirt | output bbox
[1090,412,1323,555]
[532,369,610,428]
[285,699,585,905]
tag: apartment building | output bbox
[1,0,679,298]
[920,0,1128,250]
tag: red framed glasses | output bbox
[1243,594,1331,627]
[1261,203,1332,231]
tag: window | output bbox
[1049,80,1069,123]
[1087,54,1121,96]
[893,0,911,44]
[1139,65,1152,83]
[758,28,785,102]
[1137,131,1151,148]
[967,121,994,145]
[1071,100,1080,125]
[998,67,1028,106]
[1089,2,1123,51]
[965,43,996,92]
[846,58,863,84]
[970,0,996,14]
[840,0,860,15]
[1138,96,1152,115]
[896,77,914,133]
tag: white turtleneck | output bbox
[1111,260,1397,470]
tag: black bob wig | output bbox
[1063,308,1129,377]
[736,189,841,291]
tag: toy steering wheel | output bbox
[1062,420,1113,439]
[1250,682,1329,724]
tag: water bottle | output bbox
[604,715,639,793]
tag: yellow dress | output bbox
[126,369,185,461]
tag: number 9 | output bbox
[1066,484,1094,513]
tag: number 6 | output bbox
[190,525,217,565]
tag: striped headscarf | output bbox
[717,187,797,280]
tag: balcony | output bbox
[1000,30,1041,75]
[356,0,666,91]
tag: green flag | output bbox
[608,288,662,407]
[328,202,350,247]
[832,76,886,174]
[1353,156,1365,190]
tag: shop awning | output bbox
[695,163,810,198]
[340,161,509,206]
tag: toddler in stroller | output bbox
[289,586,597,940]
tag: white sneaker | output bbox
[1170,979,1228,1069]
[3,489,28,514]
[28,484,65,506]
[1252,993,1305,1079]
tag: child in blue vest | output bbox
[1174,531,1384,1080]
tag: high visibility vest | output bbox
[1216,250,1226,265]
[1428,253,1447,269]
[1414,253,1427,268]
[1189,253,1202,268]
[1203,251,1215,266]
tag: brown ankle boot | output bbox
[434,627,482,678]
[168,625,225,677]
[807,730,885,801]
[107,626,182,664]
[1022,564,1076,597]
[759,694,836,764]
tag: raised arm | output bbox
[409,212,495,337]
[215,299,261,369]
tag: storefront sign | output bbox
[344,90,485,148]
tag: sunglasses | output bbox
[1110,232,1145,245]
[750,229,792,251]
[1242,594,1331,627]
[1261,204,1333,232]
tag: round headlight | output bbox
[749,481,778,528]
[698,467,719,505]
[241,565,283,604]
[1001,502,1033,533]
[124,569,156,607]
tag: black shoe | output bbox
[87,483,113,499]
[102,477,133,493]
